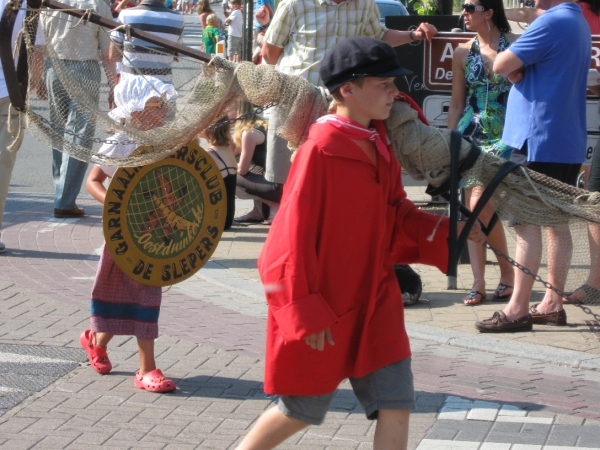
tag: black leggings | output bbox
[236,170,283,204]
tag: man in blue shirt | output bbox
[476,0,591,332]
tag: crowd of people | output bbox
[448,0,595,334]
[0,0,599,448]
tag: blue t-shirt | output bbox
[501,3,591,163]
[254,0,275,28]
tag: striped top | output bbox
[265,0,386,86]
[112,0,185,82]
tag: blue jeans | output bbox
[46,60,100,209]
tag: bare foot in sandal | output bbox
[463,290,486,306]
[493,283,513,301]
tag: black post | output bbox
[446,131,461,289]
[243,0,254,62]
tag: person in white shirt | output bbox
[225,0,243,62]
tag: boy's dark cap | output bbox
[319,37,412,93]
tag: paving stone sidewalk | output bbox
[2,192,600,449]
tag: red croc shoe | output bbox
[134,369,176,393]
[79,330,112,375]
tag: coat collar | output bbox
[314,120,391,167]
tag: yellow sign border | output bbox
[103,141,226,287]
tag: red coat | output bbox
[258,121,449,396]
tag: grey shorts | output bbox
[277,358,414,425]
[265,106,292,184]
[227,35,242,56]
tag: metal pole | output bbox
[446,131,460,289]
[243,0,254,62]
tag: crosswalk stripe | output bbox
[0,352,74,364]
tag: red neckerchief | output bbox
[316,114,391,162]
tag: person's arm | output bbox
[447,44,468,130]
[108,41,123,63]
[86,166,109,204]
[381,22,438,46]
[262,0,291,64]
[493,49,524,79]
[259,143,337,343]
[114,0,130,14]
[261,41,283,64]
[504,7,544,24]
[238,129,264,175]
[101,49,118,108]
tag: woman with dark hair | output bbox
[448,0,517,305]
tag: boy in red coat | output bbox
[236,37,484,450]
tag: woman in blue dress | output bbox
[448,0,517,306]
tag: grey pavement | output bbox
[1,13,600,449]
[2,189,600,449]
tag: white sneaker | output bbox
[0,241,5,253]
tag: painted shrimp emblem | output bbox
[142,172,199,244]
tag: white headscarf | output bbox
[108,75,178,122]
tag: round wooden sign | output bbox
[103,141,226,286]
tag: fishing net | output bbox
[12,2,600,307]
[387,101,600,306]
[22,4,328,167]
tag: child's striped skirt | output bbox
[90,246,161,340]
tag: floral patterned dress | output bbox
[457,35,513,160]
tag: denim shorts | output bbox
[277,358,414,425]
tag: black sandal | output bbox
[492,283,513,301]
[463,290,486,306]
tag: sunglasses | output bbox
[462,3,486,13]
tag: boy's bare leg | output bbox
[236,406,308,450]
[373,409,410,450]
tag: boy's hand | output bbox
[304,328,334,351]
[458,220,485,244]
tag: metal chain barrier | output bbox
[485,242,600,321]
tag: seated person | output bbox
[204,119,237,230]
[233,101,282,224]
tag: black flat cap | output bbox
[319,36,412,92]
